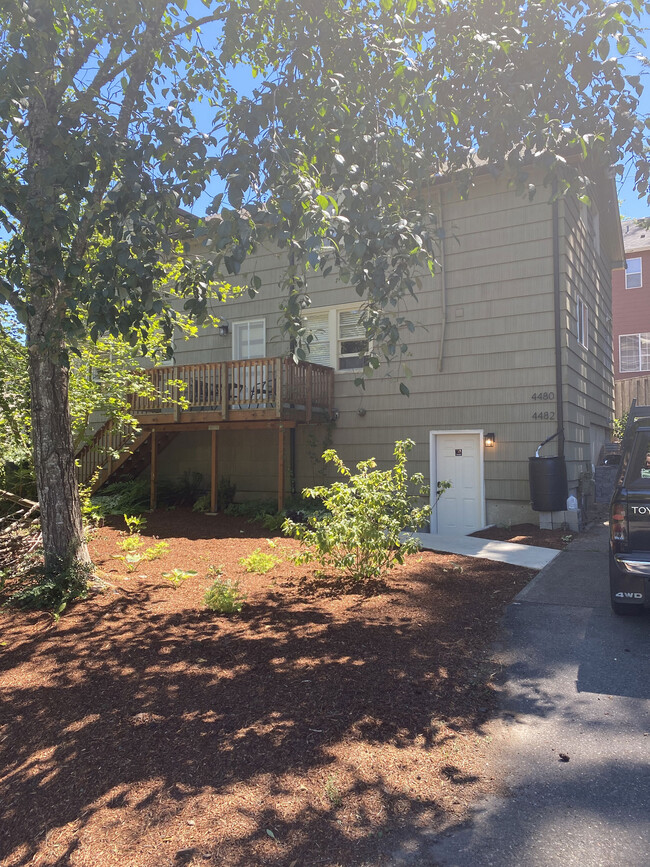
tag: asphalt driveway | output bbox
[390,517,650,866]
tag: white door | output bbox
[433,432,483,534]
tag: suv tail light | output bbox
[611,500,627,551]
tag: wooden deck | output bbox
[131,357,334,425]
[77,358,334,509]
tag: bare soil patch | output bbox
[0,509,537,867]
[471,522,570,550]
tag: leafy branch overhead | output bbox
[0,0,649,569]
[206,0,650,380]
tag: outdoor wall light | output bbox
[217,322,229,336]
[485,433,496,448]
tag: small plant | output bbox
[143,540,170,561]
[117,535,144,553]
[239,548,281,574]
[193,494,211,512]
[124,553,144,573]
[204,576,246,614]
[162,568,197,587]
[79,475,104,527]
[207,564,224,579]
[324,775,343,808]
[124,514,146,534]
[283,440,436,582]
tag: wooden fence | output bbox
[615,376,650,418]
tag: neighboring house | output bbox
[612,220,650,415]
[80,166,624,531]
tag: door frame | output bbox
[429,429,486,534]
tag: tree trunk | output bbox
[28,340,90,572]
[23,32,90,574]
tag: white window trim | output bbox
[619,332,650,374]
[232,318,266,361]
[577,296,588,349]
[304,303,369,373]
[625,257,642,290]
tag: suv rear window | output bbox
[624,431,650,489]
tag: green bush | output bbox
[204,576,246,614]
[91,478,151,515]
[6,558,92,618]
[239,548,281,574]
[192,494,211,512]
[283,439,436,582]
[218,475,237,509]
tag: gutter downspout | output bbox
[437,188,447,372]
[552,191,565,457]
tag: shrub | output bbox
[240,548,281,574]
[283,439,436,582]
[204,577,246,614]
[218,475,237,509]
[7,558,92,618]
[91,478,150,515]
[169,470,206,506]
[192,494,211,512]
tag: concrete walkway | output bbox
[390,517,650,867]
[411,531,560,570]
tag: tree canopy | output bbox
[1,0,649,569]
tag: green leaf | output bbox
[616,34,630,55]
[399,382,410,396]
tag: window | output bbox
[619,333,650,373]
[577,296,588,349]
[303,306,369,371]
[625,257,642,289]
[232,319,265,360]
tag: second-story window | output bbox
[303,306,369,370]
[625,257,642,289]
[232,319,266,360]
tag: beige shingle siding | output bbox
[562,190,614,489]
[166,171,615,521]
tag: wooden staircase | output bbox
[76,420,176,493]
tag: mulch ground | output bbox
[0,510,538,867]
[471,522,571,550]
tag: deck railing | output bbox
[131,357,334,420]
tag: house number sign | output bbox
[531,390,555,420]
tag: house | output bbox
[79,166,624,532]
[612,219,650,416]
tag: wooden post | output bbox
[150,428,158,511]
[210,428,218,513]
[278,426,285,512]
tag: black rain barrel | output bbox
[528,456,568,512]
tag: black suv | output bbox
[609,401,650,615]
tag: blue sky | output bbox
[192,18,650,222]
